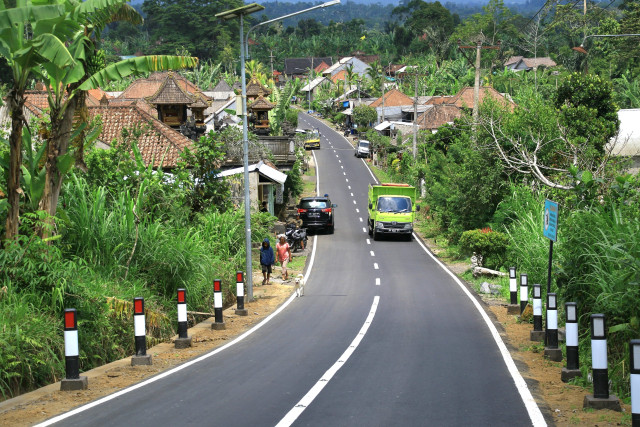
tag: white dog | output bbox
[294,274,305,297]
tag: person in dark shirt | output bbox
[260,238,275,285]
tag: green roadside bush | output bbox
[459,228,509,270]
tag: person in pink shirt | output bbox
[276,235,292,280]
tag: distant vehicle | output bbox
[304,129,321,150]
[355,140,370,158]
[367,183,419,241]
[297,196,336,233]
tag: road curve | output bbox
[41,112,546,427]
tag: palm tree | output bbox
[0,0,77,240]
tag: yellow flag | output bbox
[360,35,366,40]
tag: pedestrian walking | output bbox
[276,235,292,281]
[260,238,275,285]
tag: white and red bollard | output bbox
[530,284,544,341]
[131,297,152,365]
[61,308,88,390]
[630,339,640,426]
[544,292,562,361]
[561,302,580,382]
[235,271,248,316]
[507,266,519,314]
[175,288,192,349]
[519,273,528,314]
[212,279,226,330]
[584,314,621,411]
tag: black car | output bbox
[297,196,337,233]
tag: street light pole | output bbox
[216,3,265,302]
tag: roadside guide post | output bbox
[235,271,248,316]
[584,314,621,411]
[544,293,562,361]
[131,297,152,366]
[175,288,192,349]
[530,284,545,341]
[520,273,528,314]
[61,308,88,391]
[507,266,519,314]
[212,279,226,330]
[630,340,640,426]
[561,302,581,382]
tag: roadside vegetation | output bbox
[1,0,639,409]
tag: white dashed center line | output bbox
[374,263,379,270]
[366,239,371,244]
[356,208,359,213]
[370,251,375,257]
[362,227,367,233]
[353,200,356,204]
[346,179,349,182]
[359,217,363,222]
[376,278,381,286]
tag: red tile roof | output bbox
[89,102,193,168]
[425,87,514,111]
[417,105,462,130]
[314,61,330,73]
[146,73,194,105]
[119,72,202,100]
[369,89,414,108]
[331,70,347,84]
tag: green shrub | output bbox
[459,228,509,270]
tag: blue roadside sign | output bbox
[543,199,559,242]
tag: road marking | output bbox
[335,154,339,158]
[366,239,371,245]
[373,263,379,269]
[333,150,336,153]
[370,251,375,257]
[362,227,367,233]
[341,166,344,169]
[343,172,346,175]
[413,235,547,426]
[348,186,351,190]
[356,208,359,213]
[346,179,349,183]
[350,192,354,196]
[353,200,356,204]
[338,160,342,163]
[276,296,380,427]
[376,278,380,286]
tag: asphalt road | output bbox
[43,113,546,427]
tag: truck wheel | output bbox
[328,224,334,234]
[368,221,373,237]
[372,227,379,241]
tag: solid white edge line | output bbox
[275,296,380,427]
[36,119,325,427]
[412,233,547,426]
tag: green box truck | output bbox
[367,183,420,241]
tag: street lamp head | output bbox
[321,0,341,6]
[215,3,264,19]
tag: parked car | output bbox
[297,196,337,233]
[304,129,321,150]
[355,140,370,158]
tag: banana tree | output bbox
[0,0,78,240]
[33,0,198,235]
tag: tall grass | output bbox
[500,185,555,287]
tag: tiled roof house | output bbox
[370,89,414,108]
[89,102,193,168]
[416,104,462,131]
[284,57,333,77]
[504,56,557,71]
[426,87,514,111]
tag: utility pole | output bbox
[269,49,275,81]
[381,74,385,123]
[458,37,501,138]
[413,72,418,158]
